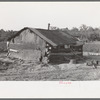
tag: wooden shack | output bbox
[7,27,83,63]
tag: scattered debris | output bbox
[0,52,99,81]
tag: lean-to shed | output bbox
[7,27,83,62]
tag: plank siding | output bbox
[9,29,46,61]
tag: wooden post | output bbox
[7,41,10,57]
[69,59,75,64]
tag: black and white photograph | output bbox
[1,1,100,98]
[0,2,100,82]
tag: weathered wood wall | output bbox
[8,28,83,62]
[9,29,46,61]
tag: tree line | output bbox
[61,24,100,42]
[0,24,100,42]
[0,29,17,42]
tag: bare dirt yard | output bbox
[0,53,100,81]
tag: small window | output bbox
[49,47,52,50]
[46,44,49,46]
[64,45,69,48]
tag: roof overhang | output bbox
[30,28,57,46]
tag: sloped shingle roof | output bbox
[36,28,78,45]
[8,27,78,46]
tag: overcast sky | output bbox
[0,2,100,30]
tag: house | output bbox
[7,27,83,63]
